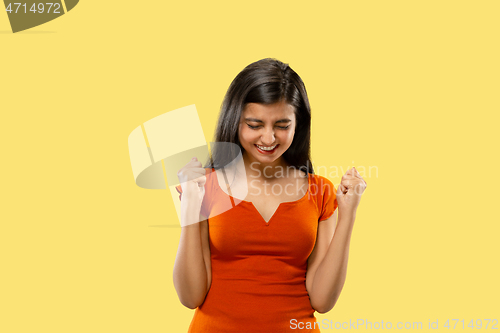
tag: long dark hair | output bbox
[206,58,314,174]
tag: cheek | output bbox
[238,126,255,145]
[279,129,295,145]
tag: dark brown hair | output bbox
[207,58,314,174]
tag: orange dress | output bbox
[176,168,338,333]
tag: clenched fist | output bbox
[177,157,207,205]
[337,167,367,218]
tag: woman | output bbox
[173,58,367,332]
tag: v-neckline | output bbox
[220,173,311,226]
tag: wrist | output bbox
[337,209,356,224]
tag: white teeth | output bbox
[256,144,277,151]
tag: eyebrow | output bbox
[244,118,292,124]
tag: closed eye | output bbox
[246,124,290,130]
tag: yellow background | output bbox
[1,1,499,332]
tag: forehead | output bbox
[242,101,296,121]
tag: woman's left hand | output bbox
[337,167,367,218]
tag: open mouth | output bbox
[255,144,279,154]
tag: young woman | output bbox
[173,58,367,332]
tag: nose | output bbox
[261,128,275,146]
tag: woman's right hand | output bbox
[177,157,206,205]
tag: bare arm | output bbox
[306,210,355,313]
[306,167,366,313]
[172,197,212,309]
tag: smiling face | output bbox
[238,100,296,167]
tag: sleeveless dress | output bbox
[176,168,338,333]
